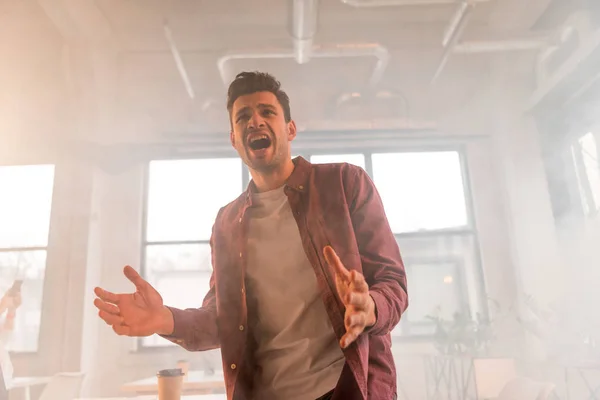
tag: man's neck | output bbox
[251,159,295,192]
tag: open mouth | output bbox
[248,134,272,151]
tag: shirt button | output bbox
[239,325,244,331]
[239,217,242,223]
[298,185,304,190]
[239,252,242,258]
[230,364,237,370]
[241,287,245,294]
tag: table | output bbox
[11,376,51,400]
[121,371,225,396]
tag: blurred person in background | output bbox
[0,283,22,395]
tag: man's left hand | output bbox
[323,245,376,349]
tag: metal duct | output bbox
[431,0,473,84]
[289,0,320,64]
[217,43,390,87]
[164,20,195,99]
[341,0,490,7]
[442,1,470,47]
[334,89,410,118]
[453,39,549,53]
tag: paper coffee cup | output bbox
[157,368,184,400]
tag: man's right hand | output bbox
[94,265,174,337]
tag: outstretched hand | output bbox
[94,265,173,337]
[0,293,21,314]
[323,246,376,349]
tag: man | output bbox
[94,71,408,400]
[0,287,22,399]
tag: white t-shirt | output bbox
[245,186,345,400]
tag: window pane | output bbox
[310,154,365,169]
[145,243,212,273]
[372,152,468,233]
[146,159,242,242]
[0,250,46,352]
[400,262,462,336]
[0,165,55,248]
[142,243,212,347]
[391,235,479,337]
[580,133,600,213]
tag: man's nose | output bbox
[248,112,265,129]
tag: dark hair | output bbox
[226,71,291,122]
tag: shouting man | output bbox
[94,71,408,400]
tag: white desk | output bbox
[11,376,51,400]
[121,371,225,396]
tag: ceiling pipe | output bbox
[442,1,470,47]
[453,38,549,53]
[217,43,390,87]
[341,0,489,7]
[431,0,474,84]
[163,19,195,99]
[289,0,320,64]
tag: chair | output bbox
[496,377,556,400]
[38,372,85,400]
[473,358,518,399]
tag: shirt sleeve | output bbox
[160,274,219,351]
[346,165,409,336]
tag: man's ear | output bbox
[287,120,297,142]
[230,131,236,148]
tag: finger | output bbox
[340,327,362,349]
[123,265,149,291]
[345,310,367,330]
[349,271,369,293]
[323,246,350,282]
[346,292,369,310]
[335,275,349,300]
[98,310,123,326]
[94,298,120,315]
[112,324,130,336]
[94,287,120,305]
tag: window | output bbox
[143,150,481,342]
[0,164,55,352]
[372,151,468,233]
[142,158,242,347]
[573,132,600,216]
[370,151,478,337]
[305,151,479,337]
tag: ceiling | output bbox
[0,0,567,145]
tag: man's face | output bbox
[230,91,296,172]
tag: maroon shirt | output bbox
[163,156,408,400]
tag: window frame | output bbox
[0,163,56,354]
[572,131,600,217]
[138,143,485,348]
